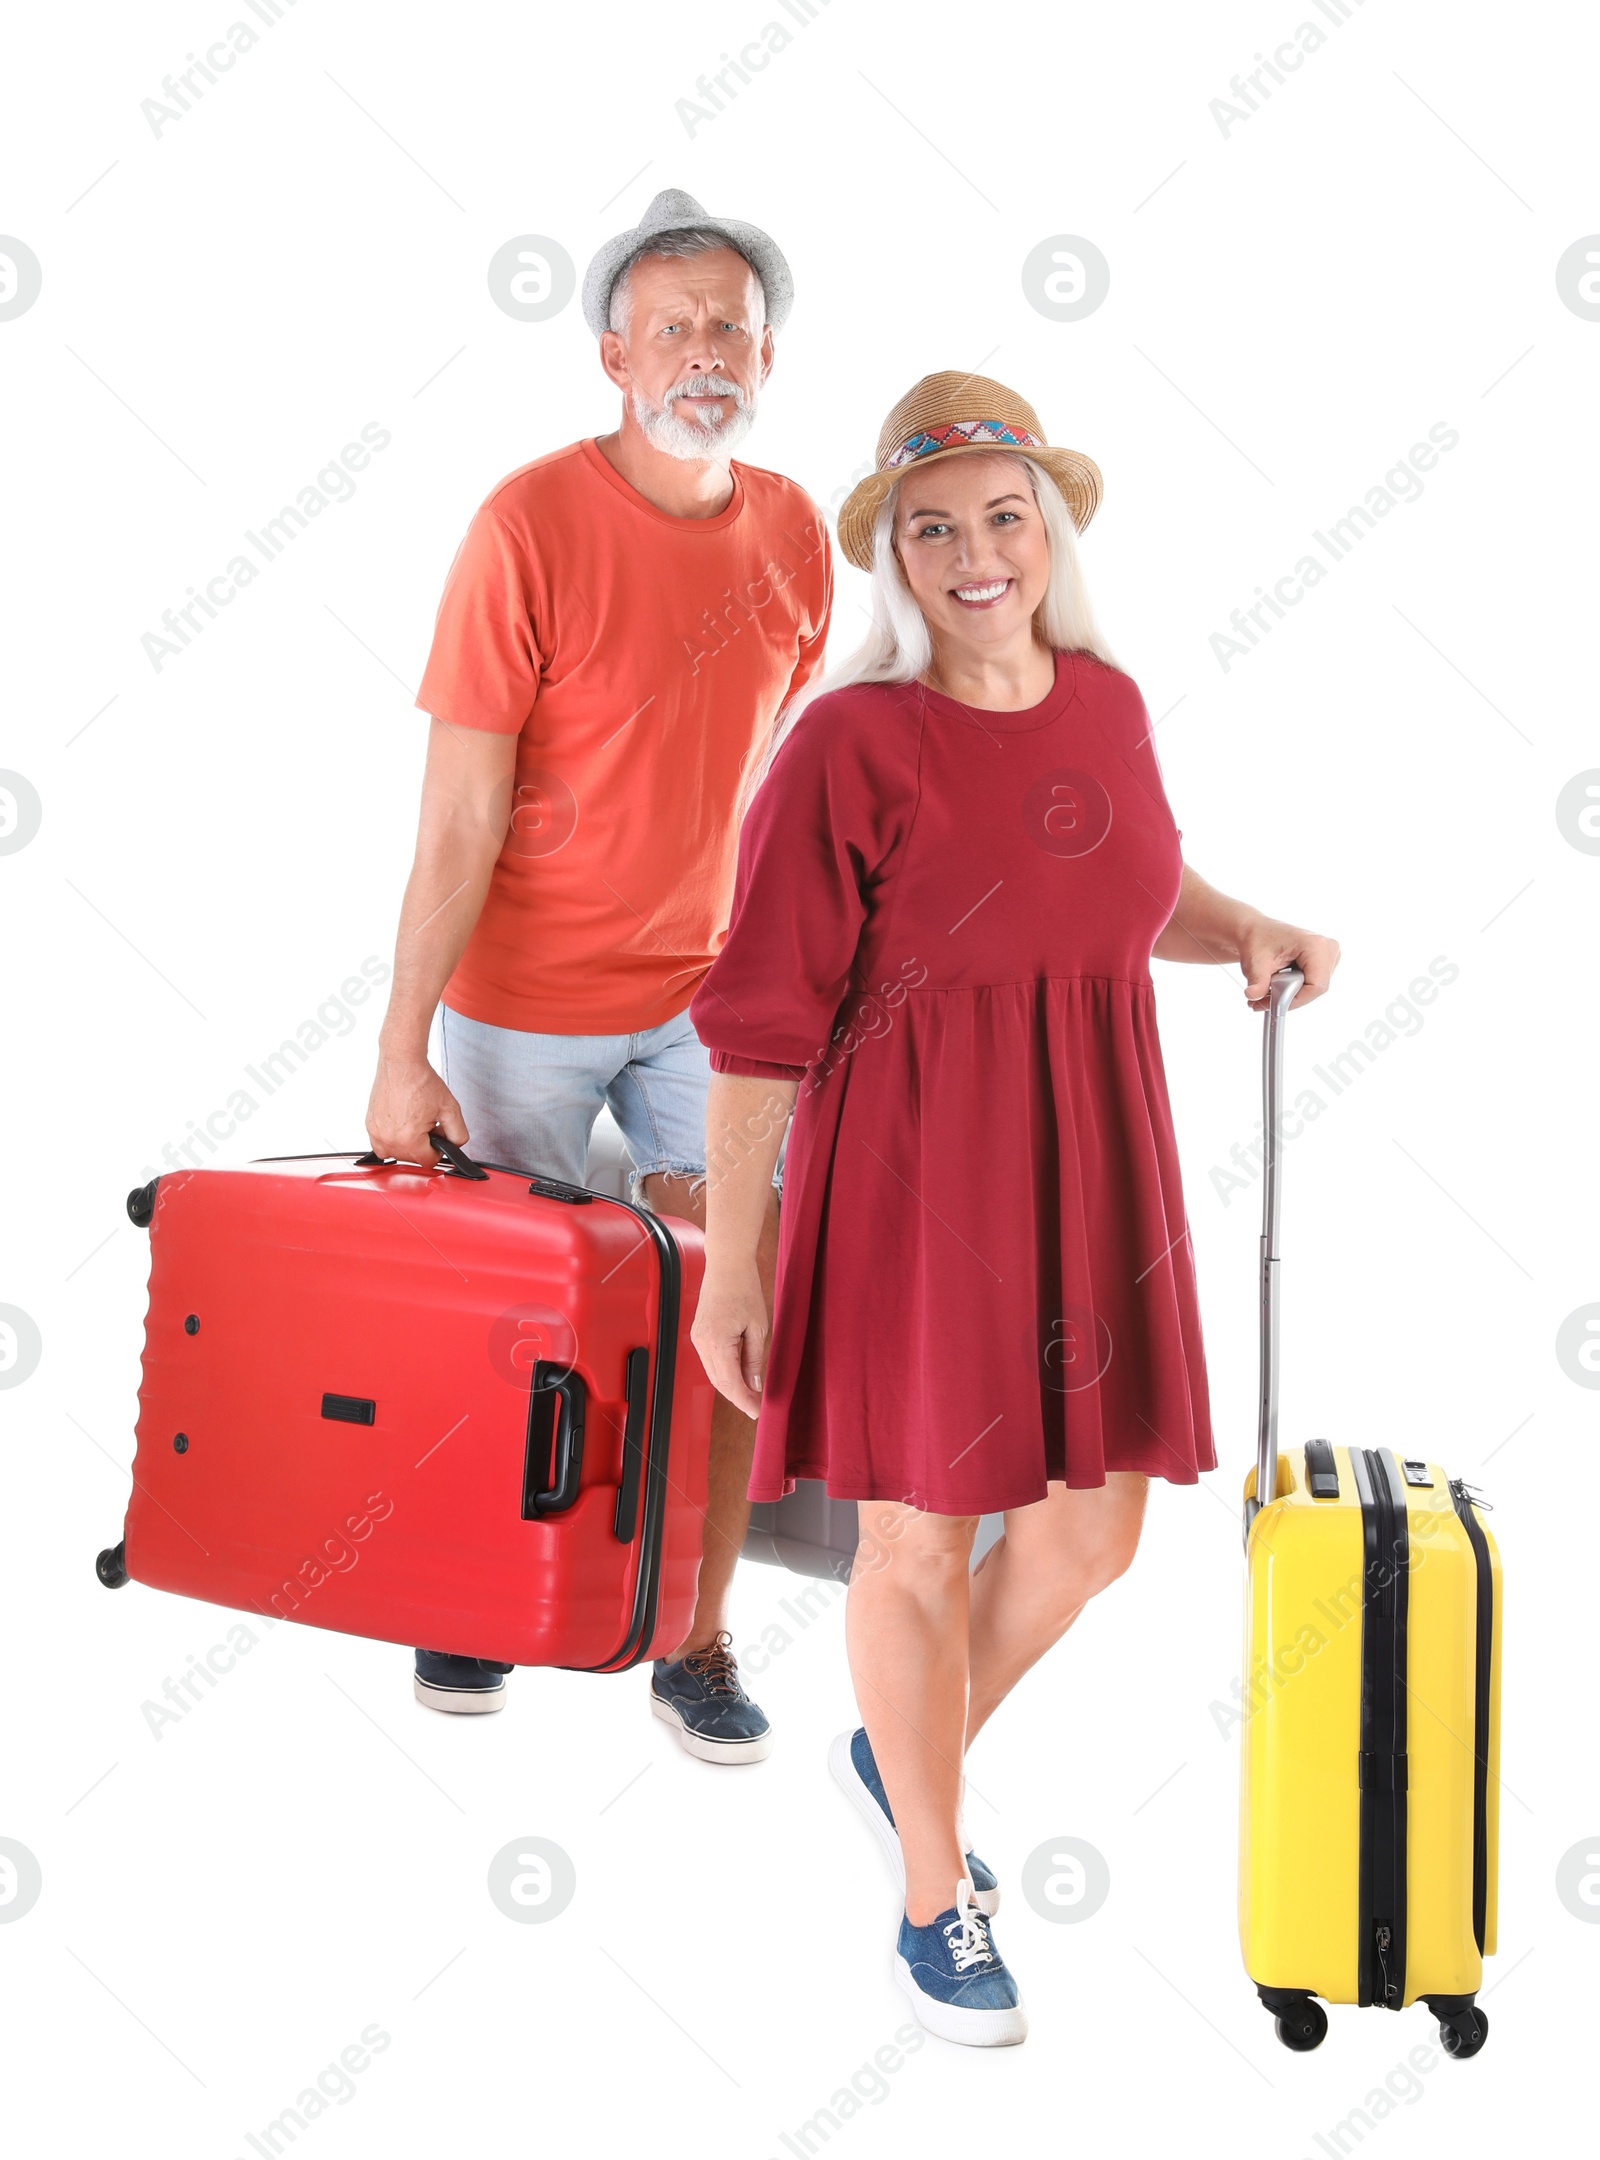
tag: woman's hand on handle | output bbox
[1151,866,1339,1011]
[1238,919,1341,1012]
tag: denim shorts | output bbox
[437,1003,782,1201]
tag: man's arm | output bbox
[366,717,518,1163]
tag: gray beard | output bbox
[631,382,758,462]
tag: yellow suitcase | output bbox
[1238,970,1501,2059]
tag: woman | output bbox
[687,373,1339,2048]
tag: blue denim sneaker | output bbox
[828,1727,1000,1914]
[650,1632,772,1763]
[897,1881,1027,2046]
[413,1648,515,1714]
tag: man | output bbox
[365,189,832,1759]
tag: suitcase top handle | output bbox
[1249,965,1305,1543]
[351,1141,599,1206]
[355,1133,490,1182]
[423,1131,490,1181]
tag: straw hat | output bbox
[835,371,1102,572]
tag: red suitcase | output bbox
[96,1144,713,1669]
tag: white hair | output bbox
[767,455,1120,763]
[630,372,759,460]
[607,228,767,336]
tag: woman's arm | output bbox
[690,1073,799,1418]
[1153,862,1340,1009]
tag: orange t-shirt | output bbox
[415,437,833,1034]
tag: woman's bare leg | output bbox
[843,1479,1147,1917]
[845,1501,978,1924]
[964,1475,1148,1749]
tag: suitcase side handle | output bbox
[1248,965,1305,1543]
[523,1363,587,1518]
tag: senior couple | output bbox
[367,189,1340,2046]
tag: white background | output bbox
[2,0,1594,2152]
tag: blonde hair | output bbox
[771,455,1120,759]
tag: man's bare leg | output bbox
[639,1169,780,1657]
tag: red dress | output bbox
[688,650,1217,1513]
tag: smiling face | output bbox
[600,245,773,456]
[892,451,1052,656]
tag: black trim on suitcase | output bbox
[1353,1448,1410,2011]
[526,1173,594,1205]
[613,1347,651,1544]
[1449,1479,1494,1956]
[321,1393,377,1426]
[577,1201,683,1672]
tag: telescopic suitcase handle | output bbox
[1247,965,1305,1544]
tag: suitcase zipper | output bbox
[1448,1477,1495,1955]
[1374,1924,1394,2006]
[564,1193,683,1673]
[1354,1448,1409,2010]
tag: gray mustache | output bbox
[665,373,745,406]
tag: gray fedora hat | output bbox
[581,187,794,339]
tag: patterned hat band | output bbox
[884,418,1042,470]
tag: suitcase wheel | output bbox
[95,1541,128,1589]
[1438,2006,1488,2060]
[1272,2000,1327,2052]
[126,1181,157,1228]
